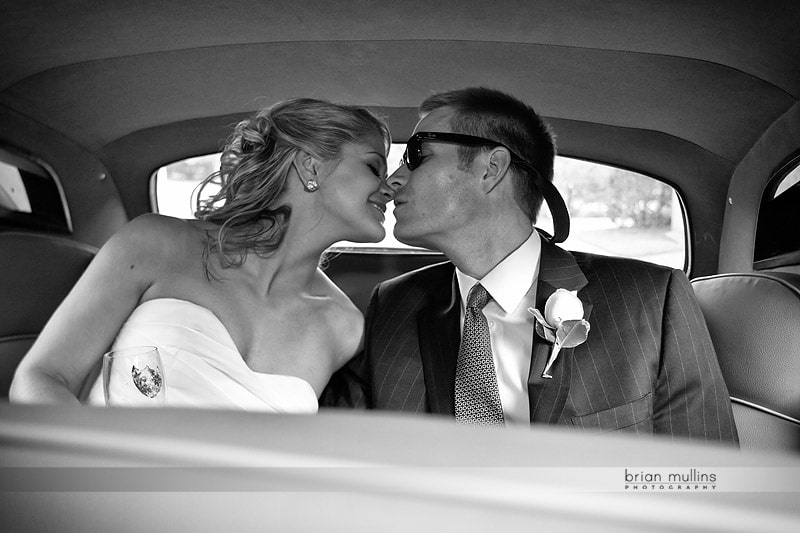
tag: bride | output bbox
[10,98,392,412]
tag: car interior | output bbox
[1,1,800,527]
[692,271,800,451]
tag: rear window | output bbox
[152,147,686,269]
[542,157,686,270]
[754,153,800,269]
[0,146,71,233]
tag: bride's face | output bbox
[316,134,391,243]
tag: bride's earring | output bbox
[304,179,319,192]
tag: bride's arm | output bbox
[9,215,168,404]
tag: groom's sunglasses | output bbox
[401,131,539,178]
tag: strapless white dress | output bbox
[85,298,319,413]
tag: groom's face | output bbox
[387,107,478,251]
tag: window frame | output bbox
[754,150,800,270]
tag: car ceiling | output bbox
[1,0,799,274]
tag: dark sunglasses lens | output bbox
[404,137,421,170]
[402,148,413,170]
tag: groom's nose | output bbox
[386,165,408,192]
[377,178,394,202]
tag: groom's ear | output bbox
[480,146,513,194]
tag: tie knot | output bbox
[466,283,491,310]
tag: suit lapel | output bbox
[418,268,460,415]
[528,239,591,424]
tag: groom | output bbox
[323,87,737,443]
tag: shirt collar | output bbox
[456,231,541,314]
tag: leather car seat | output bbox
[692,272,800,453]
[0,231,97,398]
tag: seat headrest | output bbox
[691,272,800,422]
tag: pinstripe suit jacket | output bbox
[323,240,738,443]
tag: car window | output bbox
[152,147,686,269]
[543,157,686,270]
[754,154,800,269]
[0,146,71,233]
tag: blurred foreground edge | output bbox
[1,404,799,532]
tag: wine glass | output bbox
[102,346,166,406]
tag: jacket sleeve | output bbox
[652,269,739,445]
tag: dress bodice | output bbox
[85,298,319,413]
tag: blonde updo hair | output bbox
[194,98,390,272]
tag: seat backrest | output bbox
[0,231,98,398]
[324,251,445,313]
[691,272,800,453]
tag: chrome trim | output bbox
[731,397,800,425]
[326,246,442,256]
[678,189,692,276]
[148,168,160,213]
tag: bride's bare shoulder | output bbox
[105,214,209,264]
[315,269,365,354]
[124,213,207,236]
[315,269,359,312]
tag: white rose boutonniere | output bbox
[527,288,591,379]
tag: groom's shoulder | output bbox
[570,249,679,294]
[378,260,454,293]
[572,249,675,277]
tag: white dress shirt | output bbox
[455,231,541,426]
